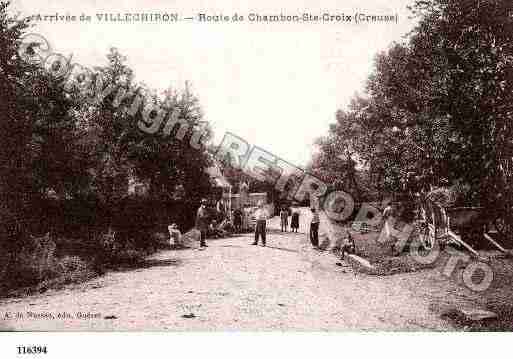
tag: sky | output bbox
[12,0,417,167]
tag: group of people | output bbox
[281,206,319,248]
[168,198,398,258]
[168,199,233,248]
[279,207,300,233]
[168,197,329,249]
[188,199,319,249]
[168,200,325,249]
[250,202,303,246]
[195,199,236,247]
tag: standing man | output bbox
[195,199,209,248]
[252,201,268,246]
[310,207,320,248]
[280,206,289,232]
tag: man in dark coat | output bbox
[310,207,320,248]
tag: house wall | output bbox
[231,192,268,209]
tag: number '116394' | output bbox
[17,346,47,355]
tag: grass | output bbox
[326,216,513,330]
[326,218,441,275]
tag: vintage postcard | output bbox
[0,0,512,347]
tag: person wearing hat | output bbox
[195,199,210,247]
[252,201,269,246]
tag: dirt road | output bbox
[0,212,465,331]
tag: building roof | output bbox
[206,164,232,188]
[212,176,232,189]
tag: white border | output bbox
[1,332,512,359]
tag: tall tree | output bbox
[314,0,513,225]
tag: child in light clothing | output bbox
[168,223,182,247]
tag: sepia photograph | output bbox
[0,0,512,353]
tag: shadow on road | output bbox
[169,245,192,251]
[141,258,182,268]
[0,323,15,332]
[266,229,290,235]
[114,258,183,272]
[264,245,299,254]
[266,228,305,236]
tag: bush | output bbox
[152,232,171,249]
[0,233,98,297]
[56,255,89,273]
[89,229,156,269]
[1,216,179,297]
[112,249,145,265]
[38,255,96,291]
[16,233,60,286]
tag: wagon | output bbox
[417,195,511,261]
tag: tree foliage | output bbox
[312,0,513,217]
[0,0,214,276]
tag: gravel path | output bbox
[0,212,462,331]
